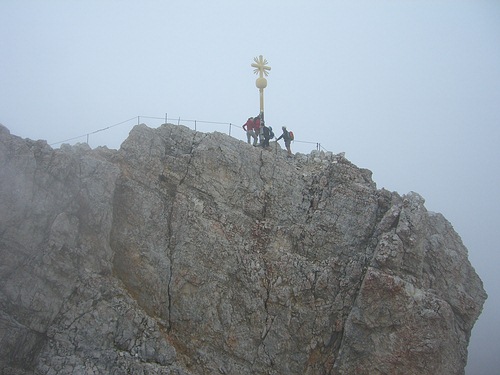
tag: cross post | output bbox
[251,55,271,121]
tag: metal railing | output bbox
[50,114,328,153]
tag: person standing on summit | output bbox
[242,117,257,145]
[261,125,274,148]
[276,126,292,157]
[253,115,262,146]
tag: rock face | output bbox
[0,123,486,374]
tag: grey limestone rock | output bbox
[0,123,487,374]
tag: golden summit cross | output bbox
[252,55,271,78]
[251,55,271,118]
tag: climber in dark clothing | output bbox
[276,126,292,156]
[261,125,274,148]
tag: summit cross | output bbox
[251,55,271,119]
[251,55,271,78]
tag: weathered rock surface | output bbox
[0,123,487,374]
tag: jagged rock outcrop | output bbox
[0,123,486,374]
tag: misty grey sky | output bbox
[1,1,499,373]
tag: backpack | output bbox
[288,130,294,141]
[269,126,274,138]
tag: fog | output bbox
[1,1,499,373]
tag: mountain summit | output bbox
[0,123,486,374]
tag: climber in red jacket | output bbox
[253,115,261,146]
[242,117,257,145]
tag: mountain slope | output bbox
[0,123,486,374]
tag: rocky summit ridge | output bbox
[0,123,487,374]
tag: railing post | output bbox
[229,123,232,136]
[195,120,197,131]
[178,117,180,125]
[165,113,168,124]
[137,116,140,125]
